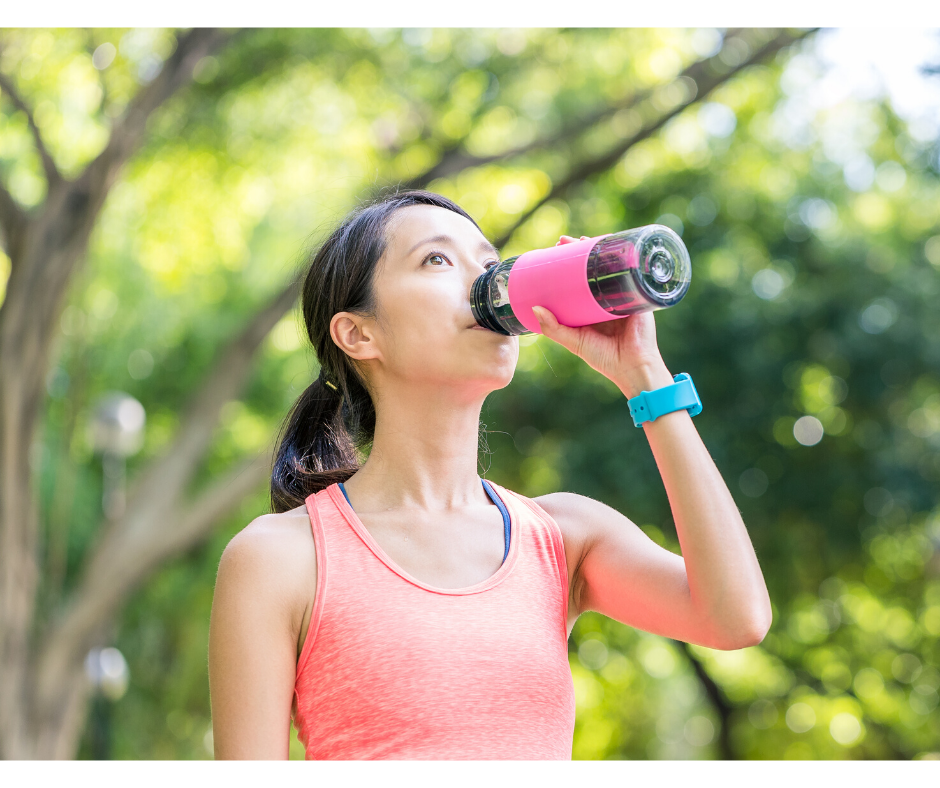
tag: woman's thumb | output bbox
[532,305,551,329]
[532,305,579,352]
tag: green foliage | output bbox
[3,26,939,759]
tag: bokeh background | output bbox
[1,27,939,760]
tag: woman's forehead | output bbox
[386,205,487,257]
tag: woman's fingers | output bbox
[531,305,582,354]
[555,234,591,246]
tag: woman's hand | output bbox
[532,235,673,399]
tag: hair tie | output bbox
[319,367,339,392]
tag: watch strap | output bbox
[628,373,702,427]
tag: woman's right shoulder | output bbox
[223,501,315,560]
[209,501,319,753]
[215,501,318,633]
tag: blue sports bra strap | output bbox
[481,479,511,564]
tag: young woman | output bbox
[208,189,772,760]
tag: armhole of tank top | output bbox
[505,490,570,632]
[295,491,328,681]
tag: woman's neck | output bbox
[343,380,490,513]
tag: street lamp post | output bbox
[89,391,145,520]
[84,392,144,757]
[84,647,130,759]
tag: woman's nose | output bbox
[466,259,488,282]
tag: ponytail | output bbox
[269,188,485,513]
[270,368,358,513]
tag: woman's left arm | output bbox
[531,236,773,650]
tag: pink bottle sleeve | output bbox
[507,234,632,334]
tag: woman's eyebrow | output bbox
[407,234,500,259]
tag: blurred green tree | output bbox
[16,27,938,763]
[478,34,940,758]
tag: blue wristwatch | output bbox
[628,372,702,427]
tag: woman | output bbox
[208,189,772,760]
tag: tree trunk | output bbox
[0,28,228,758]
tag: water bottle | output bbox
[470,224,691,336]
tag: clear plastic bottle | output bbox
[470,224,691,336]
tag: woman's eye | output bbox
[484,260,499,270]
[426,253,448,266]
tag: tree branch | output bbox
[400,29,750,189]
[489,29,816,249]
[0,71,60,186]
[0,181,25,259]
[674,639,737,759]
[75,28,230,196]
[119,276,301,526]
[162,452,272,555]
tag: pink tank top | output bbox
[291,480,576,759]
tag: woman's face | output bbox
[363,204,519,400]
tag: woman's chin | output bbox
[487,360,518,389]
[460,359,515,392]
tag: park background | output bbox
[1,26,939,760]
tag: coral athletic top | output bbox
[291,479,576,760]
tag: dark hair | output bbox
[270,188,486,513]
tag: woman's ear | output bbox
[330,312,381,364]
